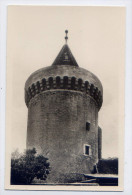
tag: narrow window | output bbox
[86,122,90,131]
[85,145,90,155]
[84,145,91,156]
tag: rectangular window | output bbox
[85,145,89,155]
[86,122,90,131]
[84,144,91,156]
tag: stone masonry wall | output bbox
[27,90,99,183]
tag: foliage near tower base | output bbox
[11,148,50,185]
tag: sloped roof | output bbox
[52,44,78,67]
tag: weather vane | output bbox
[65,30,68,44]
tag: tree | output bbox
[11,148,50,185]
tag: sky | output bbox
[6,6,125,159]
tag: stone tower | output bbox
[25,31,103,183]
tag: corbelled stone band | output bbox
[25,76,103,109]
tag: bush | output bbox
[11,148,50,185]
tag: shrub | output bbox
[11,148,50,185]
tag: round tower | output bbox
[25,31,103,183]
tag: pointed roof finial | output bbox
[65,30,68,44]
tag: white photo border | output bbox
[0,0,132,194]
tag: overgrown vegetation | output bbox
[11,148,50,185]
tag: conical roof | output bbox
[25,31,103,109]
[52,44,78,67]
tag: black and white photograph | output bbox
[5,6,125,191]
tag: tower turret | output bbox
[25,31,103,183]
